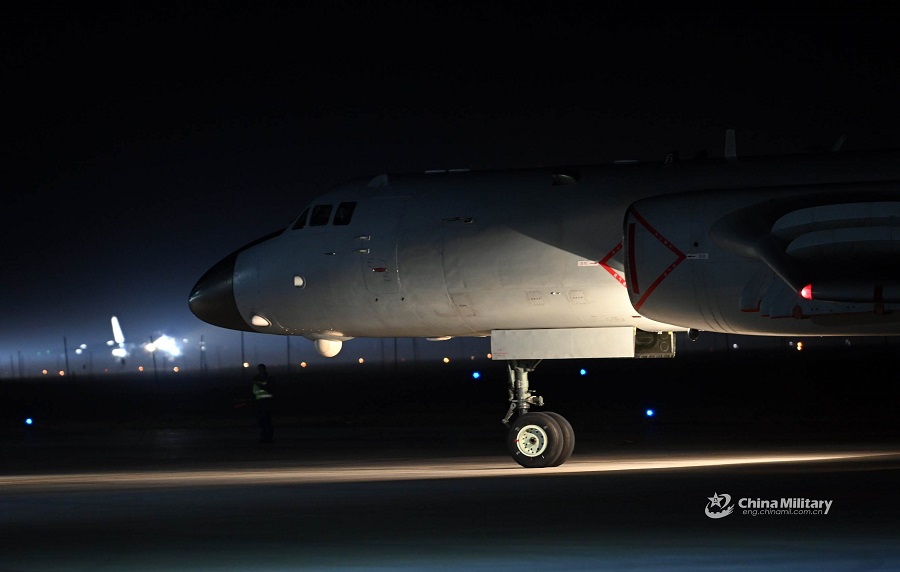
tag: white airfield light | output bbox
[146,335,182,358]
[146,335,181,358]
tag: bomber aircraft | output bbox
[189,132,900,467]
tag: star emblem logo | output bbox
[705,492,734,519]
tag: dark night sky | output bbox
[3,0,900,374]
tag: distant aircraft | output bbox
[107,316,183,368]
[189,132,900,467]
[109,315,128,364]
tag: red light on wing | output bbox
[800,284,813,300]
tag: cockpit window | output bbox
[291,207,310,230]
[309,204,333,226]
[333,202,357,226]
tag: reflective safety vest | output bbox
[252,381,272,399]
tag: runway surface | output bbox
[2,352,900,570]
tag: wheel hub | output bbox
[515,424,548,457]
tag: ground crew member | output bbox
[252,363,274,443]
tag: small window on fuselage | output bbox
[291,207,310,230]
[333,202,357,226]
[309,204,333,226]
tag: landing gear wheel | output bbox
[507,411,565,468]
[545,412,575,467]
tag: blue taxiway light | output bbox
[471,371,481,380]
[645,409,654,417]
[579,368,587,376]
[25,418,33,425]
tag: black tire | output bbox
[545,411,575,467]
[507,411,564,468]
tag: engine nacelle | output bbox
[623,181,900,335]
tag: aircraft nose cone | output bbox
[188,252,253,331]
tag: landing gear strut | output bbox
[502,360,575,468]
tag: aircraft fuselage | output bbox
[190,150,900,354]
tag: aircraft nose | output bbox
[188,252,253,331]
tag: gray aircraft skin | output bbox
[189,143,900,467]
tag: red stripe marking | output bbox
[627,222,639,293]
[599,242,627,287]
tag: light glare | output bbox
[144,335,181,358]
[800,284,813,300]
